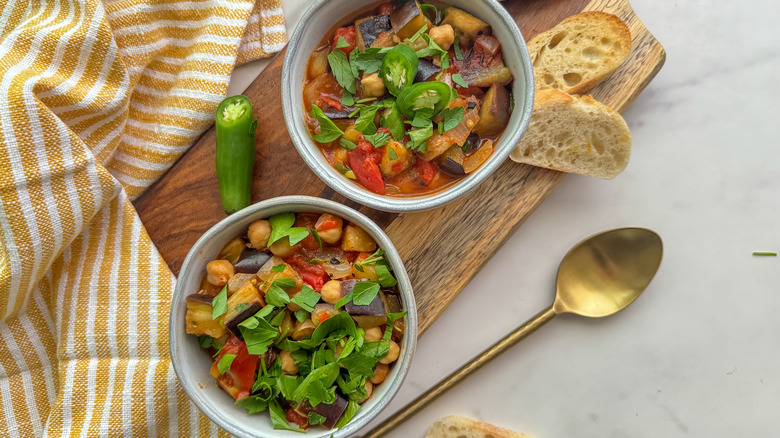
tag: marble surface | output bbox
[227,0,780,436]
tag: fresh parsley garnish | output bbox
[383,311,407,340]
[217,353,236,375]
[364,130,391,147]
[309,105,344,143]
[334,401,360,429]
[339,138,357,150]
[453,36,463,60]
[408,125,433,151]
[308,412,327,426]
[291,285,321,312]
[352,48,385,74]
[336,281,380,308]
[268,212,310,246]
[268,399,305,432]
[374,264,397,287]
[271,264,286,273]
[327,45,356,94]
[388,147,398,160]
[452,73,469,88]
[211,286,228,319]
[341,89,355,106]
[311,229,323,249]
[265,277,295,307]
[439,106,464,132]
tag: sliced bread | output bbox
[425,416,532,438]
[510,89,631,179]
[527,11,631,94]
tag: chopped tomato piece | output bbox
[413,158,437,186]
[286,408,310,429]
[301,271,328,292]
[209,336,258,400]
[317,312,332,324]
[348,142,385,194]
[332,26,357,56]
[316,216,340,231]
[321,96,342,112]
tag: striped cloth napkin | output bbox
[0,0,285,436]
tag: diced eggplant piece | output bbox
[415,58,441,82]
[473,83,510,137]
[461,133,481,153]
[341,224,377,252]
[437,145,466,176]
[185,294,227,338]
[224,280,264,338]
[383,291,403,313]
[380,141,415,178]
[227,273,255,295]
[459,65,512,88]
[441,7,490,46]
[233,249,271,274]
[346,294,387,328]
[324,105,358,119]
[217,237,246,264]
[390,1,432,40]
[292,318,316,340]
[356,15,392,51]
[296,394,349,429]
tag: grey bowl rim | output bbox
[168,195,418,438]
[281,0,535,213]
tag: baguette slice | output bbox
[527,11,631,94]
[510,89,631,179]
[425,416,532,438]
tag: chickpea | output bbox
[379,340,400,364]
[270,236,299,257]
[280,350,299,375]
[361,72,386,98]
[358,381,374,403]
[206,260,234,286]
[315,214,343,244]
[364,326,383,342]
[286,289,303,312]
[247,219,271,250]
[370,363,388,385]
[429,25,455,50]
[320,280,343,304]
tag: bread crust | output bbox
[425,415,531,438]
[527,11,632,95]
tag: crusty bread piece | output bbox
[527,11,631,94]
[425,416,532,438]
[510,89,631,179]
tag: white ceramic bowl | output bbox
[282,0,534,212]
[169,196,417,438]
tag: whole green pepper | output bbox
[215,95,257,214]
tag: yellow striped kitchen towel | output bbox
[0,0,285,436]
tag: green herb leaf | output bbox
[383,311,407,340]
[235,395,268,414]
[291,285,321,312]
[374,264,397,287]
[307,380,337,407]
[279,375,302,400]
[352,48,385,74]
[382,104,405,141]
[268,211,296,245]
[408,24,429,43]
[416,33,446,58]
[364,130,391,147]
[452,73,468,88]
[286,227,310,245]
[342,89,355,106]
[310,105,345,143]
[269,399,305,432]
[334,36,351,49]
[291,362,340,403]
[356,105,380,134]
[440,106,464,132]
[339,353,379,377]
[197,335,213,349]
[308,412,327,426]
[339,138,358,150]
[265,278,294,307]
[311,229,323,249]
[217,353,236,375]
[239,313,279,355]
[352,281,380,306]
[411,108,434,128]
[211,286,228,319]
[335,401,361,429]
[234,303,250,314]
[407,125,433,151]
[440,52,450,70]
[270,309,286,327]
[453,36,463,60]
[387,147,398,160]
[294,309,309,323]
[308,311,357,345]
[327,48,356,94]
[272,264,286,273]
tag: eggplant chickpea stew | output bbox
[304,1,515,196]
[184,211,406,431]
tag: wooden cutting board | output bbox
[135,0,665,336]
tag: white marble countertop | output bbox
[228,1,780,436]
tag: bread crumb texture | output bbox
[527,11,631,94]
[425,415,533,438]
[510,89,631,179]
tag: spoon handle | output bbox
[360,305,557,438]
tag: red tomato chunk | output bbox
[332,26,357,55]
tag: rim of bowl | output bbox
[169,196,417,438]
[282,0,535,213]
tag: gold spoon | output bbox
[361,227,663,438]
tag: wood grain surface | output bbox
[135,0,665,336]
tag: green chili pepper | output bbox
[380,44,418,96]
[396,81,452,119]
[215,95,257,214]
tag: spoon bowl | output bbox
[554,227,663,317]
[361,227,663,438]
